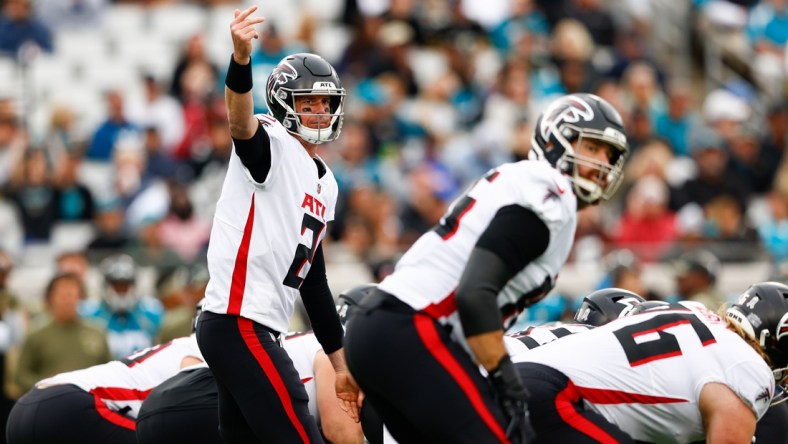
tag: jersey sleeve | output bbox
[727,362,774,419]
[720,360,775,420]
[238,115,285,188]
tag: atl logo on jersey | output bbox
[301,193,326,219]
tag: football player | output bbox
[625,295,788,444]
[6,335,203,444]
[137,285,376,444]
[344,93,630,443]
[504,288,645,363]
[511,281,788,443]
[195,6,360,443]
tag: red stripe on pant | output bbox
[412,313,509,444]
[237,317,310,443]
[92,394,136,431]
[555,379,619,444]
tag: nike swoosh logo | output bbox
[301,377,313,384]
[553,180,566,195]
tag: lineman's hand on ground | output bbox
[230,6,264,64]
[335,369,363,422]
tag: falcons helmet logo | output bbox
[777,312,788,341]
[539,96,595,141]
[267,61,298,102]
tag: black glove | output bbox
[488,355,535,442]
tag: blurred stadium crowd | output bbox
[0,0,784,423]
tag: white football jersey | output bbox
[379,160,577,344]
[283,332,323,422]
[38,336,203,420]
[511,307,775,443]
[506,323,595,353]
[203,116,339,334]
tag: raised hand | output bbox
[230,6,265,64]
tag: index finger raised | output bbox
[233,5,258,23]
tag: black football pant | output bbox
[137,407,221,444]
[136,367,222,444]
[345,290,516,444]
[515,362,636,443]
[6,384,136,444]
[196,311,323,443]
[754,401,788,444]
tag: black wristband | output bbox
[225,54,253,93]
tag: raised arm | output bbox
[225,6,264,139]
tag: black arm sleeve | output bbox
[456,205,551,337]
[233,120,272,183]
[300,244,344,354]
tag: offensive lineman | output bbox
[511,282,788,443]
[138,287,373,444]
[345,93,630,443]
[137,332,364,444]
[6,335,203,444]
[196,7,360,442]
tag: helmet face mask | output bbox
[531,93,629,204]
[266,53,346,144]
[725,282,788,405]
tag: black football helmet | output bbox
[726,282,788,404]
[265,53,345,144]
[530,93,629,203]
[336,283,377,326]
[574,288,646,326]
[624,300,715,317]
[625,300,671,316]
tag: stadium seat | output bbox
[103,5,150,38]
[51,222,97,253]
[54,30,109,65]
[150,5,207,44]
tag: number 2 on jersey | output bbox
[613,313,716,367]
[283,213,326,289]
